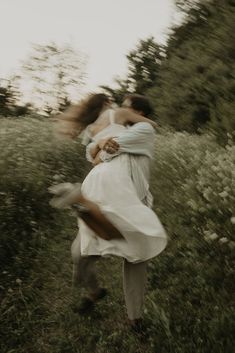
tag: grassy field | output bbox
[0,117,234,353]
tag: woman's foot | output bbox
[48,182,84,209]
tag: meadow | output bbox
[0,116,234,353]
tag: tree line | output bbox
[1,0,234,138]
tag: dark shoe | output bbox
[76,297,94,315]
[91,287,108,301]
[76,288,108,315]
[129,319,148,338]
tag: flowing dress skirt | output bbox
[73,153,167,263]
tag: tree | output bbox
[149,0,235,135]
[100,77,131,105]
[22,42,86,112]
[0,78,19,115]
[126,37,164,94]
[101,37,164,102]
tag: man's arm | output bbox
[101,122,156,161]
[85,122,156,164]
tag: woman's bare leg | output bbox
[79,197,123,240]
[53,186,123,240]
[78,212,116,240]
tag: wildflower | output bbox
[230,217,235,224]
[199,207,206,213]
[52,174,61,181]
[219,237,229,244]
[204,231,218,242]
[219,191,228,198]
[16,278,22,285]
[208,233,218,241]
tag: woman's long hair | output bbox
[55,93,110,138]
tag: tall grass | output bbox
[0,117,234,352]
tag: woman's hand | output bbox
[92,151,103,166]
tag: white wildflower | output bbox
[204,231,218,242]
[219,191,228,198]
[219,237,229,244]
[230,217,235,224]
[208,233,219,241]
[52,174,61,181]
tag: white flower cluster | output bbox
[153,130,234,249]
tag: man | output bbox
[71,94,167,332]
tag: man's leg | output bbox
[71,233,108,313]
[122,259,148,321]
[71,233,100,295]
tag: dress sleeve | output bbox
[86,141,97,163]
[81,126,92,146]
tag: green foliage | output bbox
[100,78,130,105]
[146,129,234,352]
[103,0,235,136]
[0,117,234,352]
[0,81,18,116]
[1,1,234,350]
[0,77,33,117]
[149,0,235,135]
[126,37,164,94]
[0,116,88,270]
[151,130,235,243]
[22,42,86,112]
[101,37,164,103]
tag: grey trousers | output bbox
[71,235,148,320]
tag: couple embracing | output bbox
[50,93,167,332]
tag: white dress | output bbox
[76,114,168,263]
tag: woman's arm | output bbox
[89,144,100,159]
[87,137,117,161]
[92,151,103,166]
[117,108,158,129]
[85,142,100,164]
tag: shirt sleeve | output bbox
[102,122,156,161]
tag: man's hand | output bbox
[98,137,119,154]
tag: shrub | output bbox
[0,116,88,271]
[147,129,234,352]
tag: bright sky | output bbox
[0,0,177,95]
